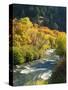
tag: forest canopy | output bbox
[10,4,66,32]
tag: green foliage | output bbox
[55,32,66,56]
[25,50,34,62]
[32,48,39,60]
[23,45,34,62]
[38,49,45,58]
[21,45,39,62]
[12,47,25,65]
[20,17,33,26]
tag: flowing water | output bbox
[13,49,60,86]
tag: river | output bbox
[13,49,60,86]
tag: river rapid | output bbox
[13,49,60,86]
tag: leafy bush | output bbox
[25,50,34,62]
[12,47,25,65]
[21,45,39,62]
[38,49,45,58]
[55,32,66,56]
[32,48,39,60]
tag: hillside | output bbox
[9,4,66,32]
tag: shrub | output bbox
[38,49,45,58]
[21,45,40,62]
[25,50,34,62]
[55,32,66,56]
[10,47,25,65]
[32,47,39,60]
[21,45,34,62]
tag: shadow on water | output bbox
[13,60,57,86]
[31,61,56,70]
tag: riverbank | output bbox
[13,49,60,86]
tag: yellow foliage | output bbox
[55,31,66,56]
[10,17,66,59]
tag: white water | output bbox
[13,49,60,86]
[20,68,47,74]
[40,70,52,80]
